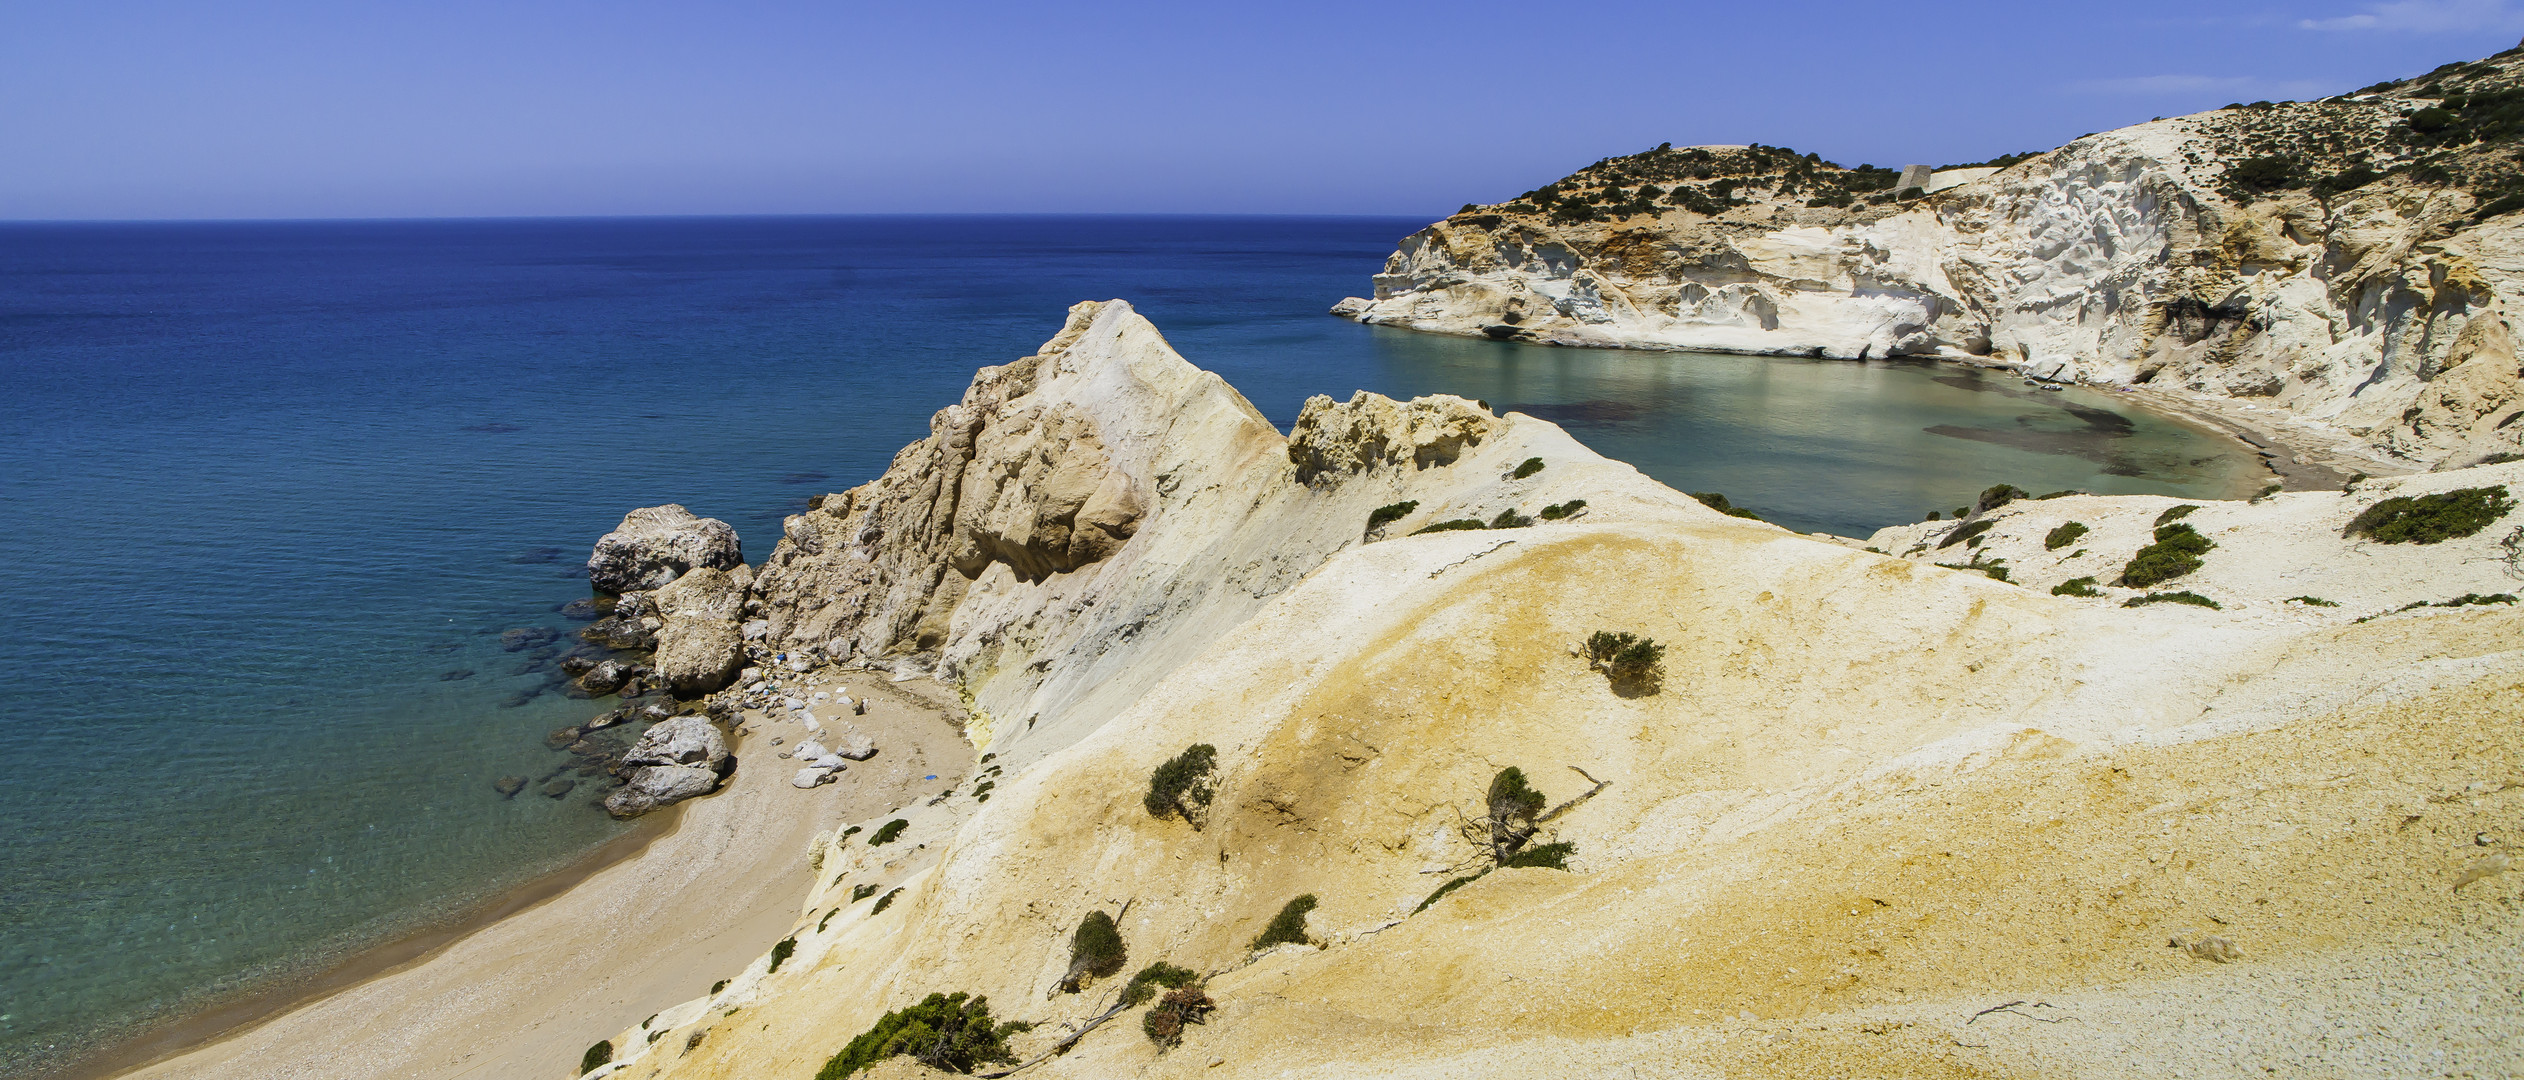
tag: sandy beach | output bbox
[108,674,970,1080]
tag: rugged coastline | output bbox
[99,298,2524,1080]
[1335,41,2524,476]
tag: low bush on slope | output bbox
[1144,743,1218,828]
[2344,485,2515,544]
[817,992,1021,1078]
[1059,910,1126,993]
[2120,523,2215,588]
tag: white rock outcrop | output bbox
[587,504,743,595]
[1341,100,2524,471]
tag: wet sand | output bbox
[109,674,970,1080]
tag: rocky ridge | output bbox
[1336,42,2524,472]
[567,305,2522,1080]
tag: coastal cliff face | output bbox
[1338,47,2524,471]
[577,307,2524,1080]
[748,299,1631,761]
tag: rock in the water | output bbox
[541,778,577,799]
[494,775,527,798]
[500,626,560,652]
[557,597,605,621]
[578,616,657,651]
[440,669,474,681]
[605,764,721,817]
[577,659,630,696]
[545,726,582,749]
[621,715,730,771]
[559,655,597,676]
[587,505,743,595]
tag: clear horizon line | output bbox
[0,209,1448,227]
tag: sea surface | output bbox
[0,215,2266,1077]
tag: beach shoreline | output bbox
[64,813,677,1080]
[102,673,971,1080]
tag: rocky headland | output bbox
[1336,42,2524,476]
[500,299,2519,1080]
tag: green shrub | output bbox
[819,905,840,931]
[1583,631,1665,683]
[1538,499,1588,520]
[1120,961,1199,1007]
[2343,486,2515,544]
[769,936,797,973]
[1690,492,1764,520]
[869,819,909,845]
[581,1039,613,1075]
[2438,592,2519,607]
[1938,519,1995,549]
[1490,508,1535,528]
[851,883,878,902]
[2126,591,2222,609]
[1141,985,1216,1049]
[1977,484,2029,513]
[1935,558,2010,582]
[2153,504,2200,527]
[2044,522,2089,550]
[815,992,1020,1079]
[1060,910,1126,991]
[871,888,903,915]
[1512,457,1545,479]
[1365,500,1418,534]
[2035,490,2080,500]
[2287,595,2340,607]
[1144,743,1218,826]
[841,825,861,838]
[1925,510,1941,521]
[1955,506,1970,520]
[2052,576,2102,597]
[1250,894,1318,950]
[1411,519,1488,534]
[2120,523,2214,588]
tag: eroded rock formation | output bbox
[1339,50,2524,470]
[588,504,742,595]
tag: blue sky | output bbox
[7,0,2524,219]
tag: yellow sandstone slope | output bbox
[587,303,2523,1080]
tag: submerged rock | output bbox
[576,659,630,696]
[500,626,559,652]
[587,505,742,595]
[493,775,527,798]
[541,778,577,800]
[557,597,605,621]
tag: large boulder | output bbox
[651,567,750,695]
[588,505,742,595]
[655,616,746,697]
[604,765,722,818]
[620,716,729,771]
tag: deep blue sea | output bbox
[0,216,2265,1077]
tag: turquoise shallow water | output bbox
[0,216,2264,1077]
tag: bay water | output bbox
[0,215,2264,1077]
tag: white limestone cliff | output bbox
[1341,100,2524,472]
[579,304,2523,1080]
